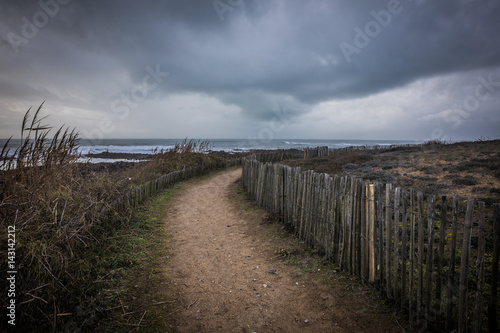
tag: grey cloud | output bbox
[0,0,499,140]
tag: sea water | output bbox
[0,138,423,163]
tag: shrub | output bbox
[0,105,131,330]
[0,104,232,331]
[452,176,478,186]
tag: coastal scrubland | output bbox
[0,106,238,331]
[283,140,500,204]
[1,105,498,331]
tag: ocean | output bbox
[1,138,424,163]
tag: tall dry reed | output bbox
[0,104,236,331]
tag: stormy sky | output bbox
[1,0,499,141]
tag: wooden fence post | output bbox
[355,179,362,276]
[369,184,376,284]
[472,201,486,333]
[417,191,424,325]
[377,183,384,287]
[385,183,393,298]
[401,189,408,310]
[436,195,448,328]
[409,189,415,323]
[446,195,460,332]
[338,176,347,268]
[348,176,356,274]
[425,195,435,328]
[393,187,401,301]
[333,175,341,262]
[489,204,500,333]
[360,182,367,281]
[326,175,334,259]
[458,198,474,333]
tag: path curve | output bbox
[164,169,403,332]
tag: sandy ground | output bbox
[163,169,406,332]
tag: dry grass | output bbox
[0,104,236,331]
[282,140,500,203]
[0,105,135,330]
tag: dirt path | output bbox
[163,169,405,332]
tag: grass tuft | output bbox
[0,103,238,331]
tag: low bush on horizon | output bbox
[0,104,233,331]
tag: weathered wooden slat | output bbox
[369,184,376,284]
[311,173,319,248]
[360,181,367,281]
[338,176,347,268]
[299,171,308,239]
[488,204,500,333]
[417,191,424,325]
[409,189,415,323]
[324,174,332,256]
[356,179,363,275]
[306,170,315,246]
[436,196,447,328]
[458,198,474,333]
[385,183,393,298]
[324,174,331,258]
[425,195,436,328]
[393,187,401,301]
[306,170,314,246]
[341,176,348,269]
[293,168,301,231]
[332,175,341,260]
[446,195,460,332]
[472,201,486,333]
[348,176,356,274]
[377,183,384,287]
[401,189,408,309]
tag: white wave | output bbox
[78,145,174,155]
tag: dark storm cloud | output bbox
[0,0,499,139]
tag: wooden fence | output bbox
[251,150,302,163]
[302,144,420,158]
[113,159,241,211]
[242,156,500,333]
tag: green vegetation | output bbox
[94,183,183,332]
[0,104,237,331]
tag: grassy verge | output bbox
[95,170,230,332]
[92,182,185,332]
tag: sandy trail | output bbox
[164,169,403,332]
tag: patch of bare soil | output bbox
[163,169,408,332]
